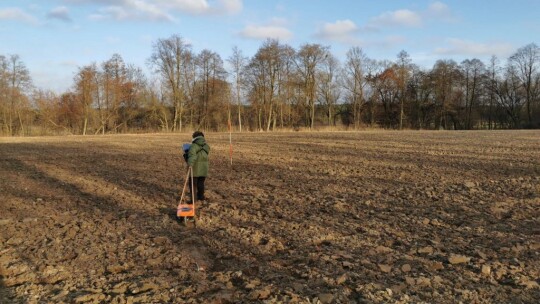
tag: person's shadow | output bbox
[159,207,179,223]
[0,276,24,303]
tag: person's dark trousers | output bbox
[189,176,206,201]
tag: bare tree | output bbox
[486,56,500,129]
[460,58,485,129]
[0,55,9,135]
[296,43,329,129]
[227,46,248,132]
[57,92,83,133]
[509,43,540,126]
[181,50,197,129]
[278,45,296,128]
[120,64,147,132]
[0,55,32,135]
[369,61,400,128]
[148,35,191,132]
[396,50,412,130]
[431,60,459,129]
[144,78,171,131]
[196,49,227,130]
[407,66,434,129]
[33,89,62,135]
[101,54,130,133]
[494,65,524,128]
[343,47,370,129]
[318,53,341,127]
[246,39,283,131]
[74,64,99,135]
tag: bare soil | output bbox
[1,131,539,303]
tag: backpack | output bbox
[182,143,191,162]
[182,142,208,163]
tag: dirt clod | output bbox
[448,254,471,265]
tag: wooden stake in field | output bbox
[228,109,233,166]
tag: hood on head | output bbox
[192,136,205,144]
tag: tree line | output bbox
[1,35,539,136]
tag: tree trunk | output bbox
[236,83,242,132]
[83,117,88,135]
[280,102,284,129]
[266,105,272,131]
[8,106,13,136]
[399,99,404,130]
[172,103,179,131]
[310,99,315,129]
[237,103,242,132]
[18,110,24,136]
[258,107,262,131]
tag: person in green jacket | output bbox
[187,131,210,202]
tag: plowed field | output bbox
[1,131,539,303]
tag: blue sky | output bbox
[1,0,539,92]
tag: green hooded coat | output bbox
[187,136,210,177]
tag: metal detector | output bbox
[177,166,196,225]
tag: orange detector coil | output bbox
[177,203,195,218]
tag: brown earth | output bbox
[0,131,539,303]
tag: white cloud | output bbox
[426,1,455,22]
[239,25,293,41]
[381,35,407,46]
[131,1,172,17]
[218,0,242,14]
[315,19,361,44]
[158,0,242,15]
[65,0,135,4]
[47,6,72,22]
[71,0,242,21]
[0,7,38,24]
[89,1,176,22]
[89,7,127,20]
[434,38,514,57]
[370,9,422,28]
[365,2,454,30]
[156,0,209,14]
[428,1,449,15]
